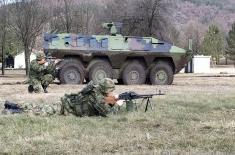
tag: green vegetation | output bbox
[0,88,234,154]
[226,22,235,64]
[0,73,235,154]
[201,25,225,64]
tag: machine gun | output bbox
[102,22,123,36]
[118,91,165,112]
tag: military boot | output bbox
[28,85,34,93]
[42,85,48,93]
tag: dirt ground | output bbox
[0,70,235,106]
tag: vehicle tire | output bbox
[150,61,174,85]
[59,59,84,84]
[88,60,113,84]
[122,61,146,85]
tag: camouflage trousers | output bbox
[22,103,61,116]
[2,102,61,116]
[29,74,54,93]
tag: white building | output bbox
[192,55,211,73]
[14,52,36,69]
[182,55,211,73]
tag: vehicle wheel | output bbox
[88,60,113,84]
[150,61,174,85]
[59,59,84,84]
[122,61,146,85]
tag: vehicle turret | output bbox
[102,22,123,36]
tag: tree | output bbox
[184,21,205,55]
[132,0,170,39]
[167,26,180,46]
[201,25,224,64]
[50,0,75,33]
[9,0,50,75]
[103,0,170,40]
[226,22,235,66]
[0,0,8,75]
[75,2,100,35]
[49,0,99,34]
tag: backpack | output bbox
[3,101,23,114]
[60,81,96,116]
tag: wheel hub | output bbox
[155,70,167,83]
[65,69,80,84]
[130,71,139,81]
[95,70,107,81]
[68,72,76,80]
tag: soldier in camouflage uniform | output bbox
[28,52,56,93]
[60,78,118,117]
[2,78,118,117]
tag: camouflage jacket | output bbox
[61,81,112,117]
[29,60,46,79]
[29,60,56,80]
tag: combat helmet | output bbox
[36,52,45,61]
[99,78,115,94]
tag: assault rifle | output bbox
[46,56,57,64]
[118,91,165,112]
[44,56,61,77]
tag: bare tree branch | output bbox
[9,0,50,75]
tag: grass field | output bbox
[0,73,235,154]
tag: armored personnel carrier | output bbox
[43,22,191,85]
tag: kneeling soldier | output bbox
[28,52,55,93]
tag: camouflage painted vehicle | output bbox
[43,22,191,85]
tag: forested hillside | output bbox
[171,0,235,53]
[175,0,235,33]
